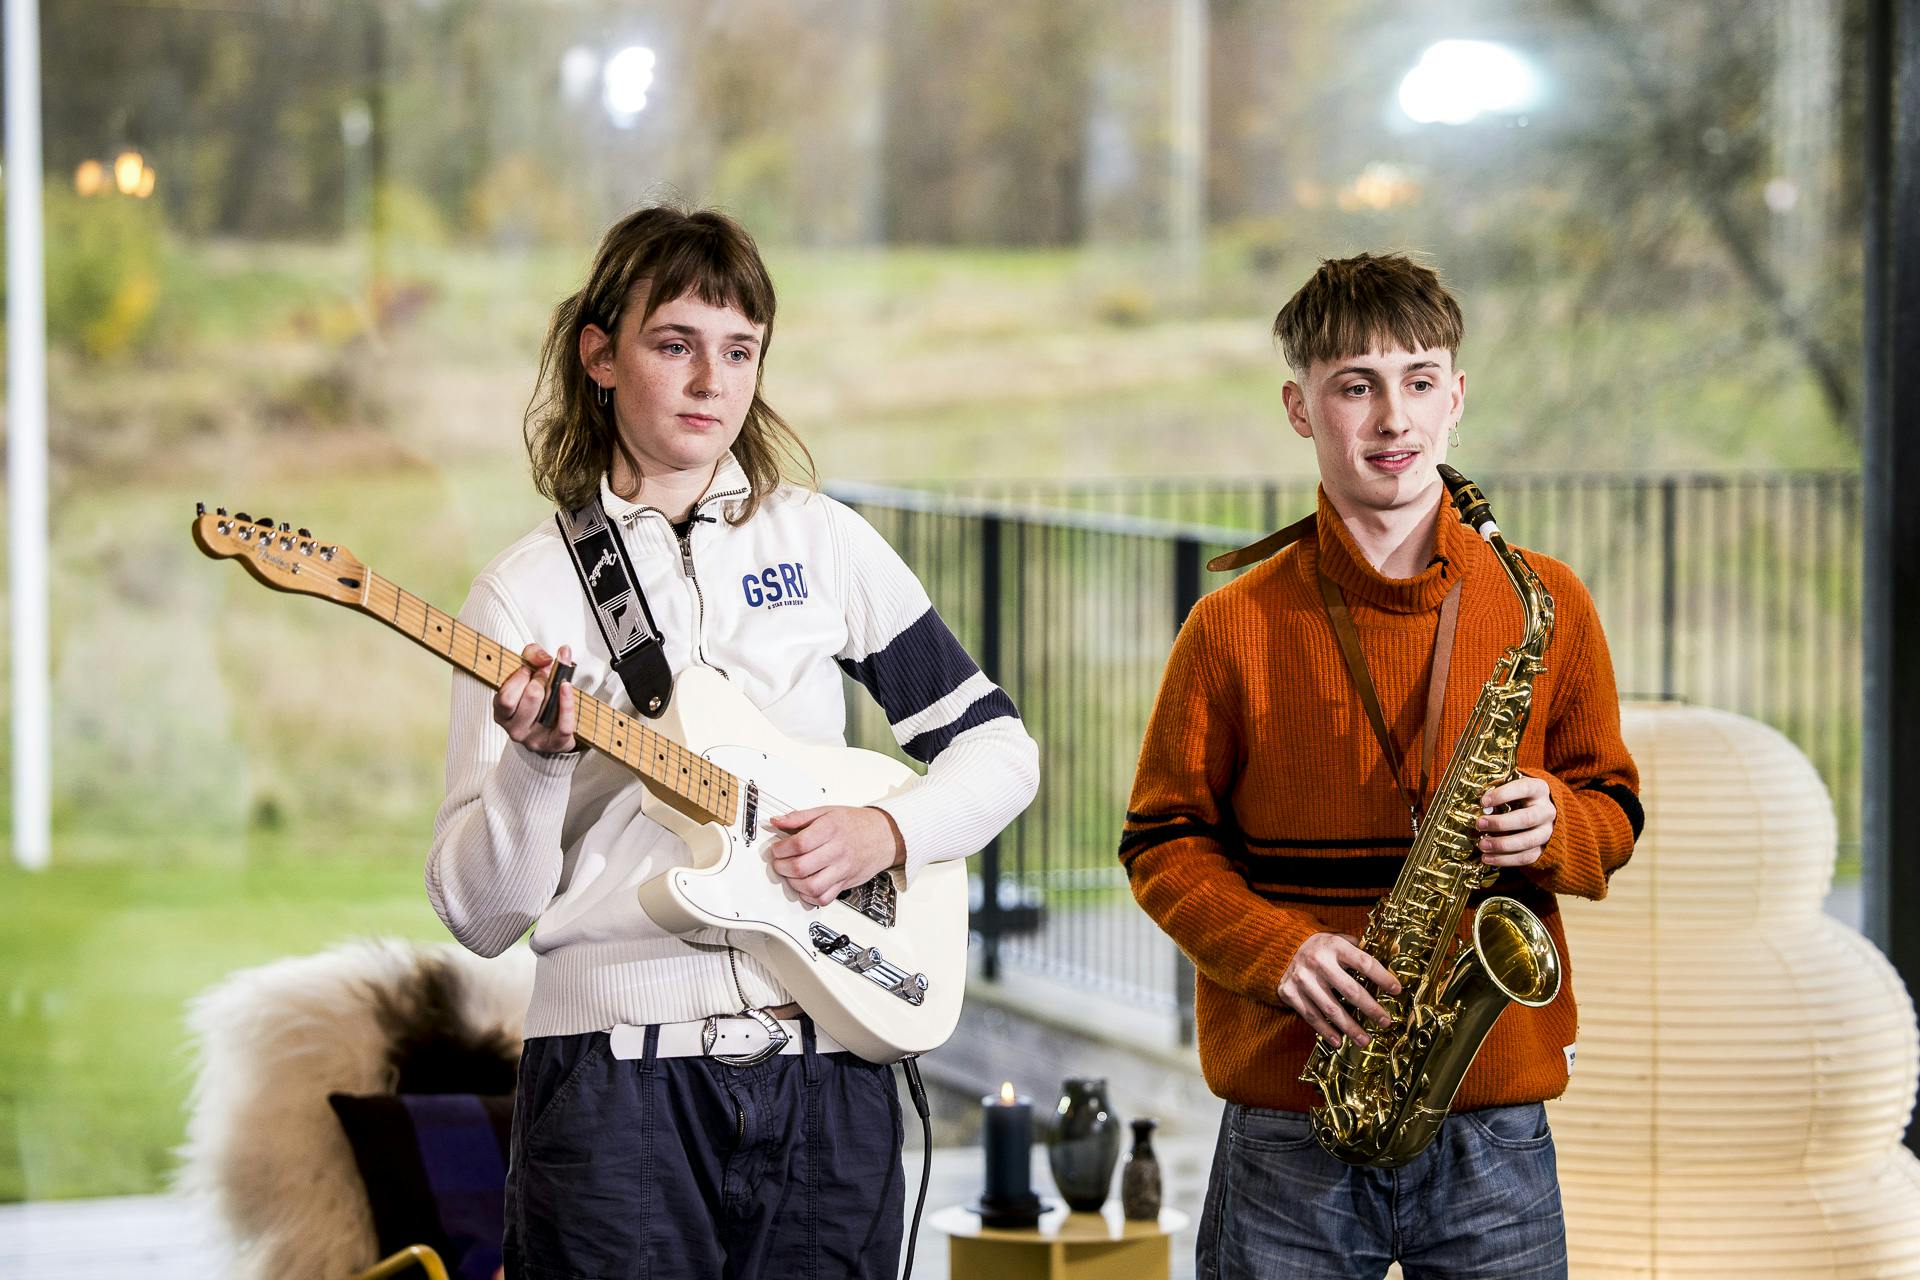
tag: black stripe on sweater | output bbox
[1252,888,1387,907]
[1118,820,1225,866]
[1119,815,1220,855]
[1241,834,1414,850]
[1583,780,1645,840]
[900,688,1020,764]
[1232,852,1408,889]
[836,606,985,730]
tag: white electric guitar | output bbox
[192,506,968,1062]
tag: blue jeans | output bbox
[503,1021,905,1280]
[1197,1103,1567,1280]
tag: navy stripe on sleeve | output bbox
[836,606,983,727]
[900,688,1020,764]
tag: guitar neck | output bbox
[354,571,740,826]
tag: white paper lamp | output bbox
[1550,703,1920,1277]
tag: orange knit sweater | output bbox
[1123,488,1641,1112]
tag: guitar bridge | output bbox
[837,870,897,926]
[809,923,928,1005]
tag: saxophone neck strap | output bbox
[555,496,675,719]
[1207,513,1316,572]
[1317,569,1464,834]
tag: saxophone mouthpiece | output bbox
[1437,464,1500,540]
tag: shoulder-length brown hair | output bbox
[523,205,815,522]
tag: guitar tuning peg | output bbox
[234,512,250,522]
[278,522,290,533]
[255,515,273,527]
[296,528,311,539]
[217,507,228,518]
[196,502,206,516]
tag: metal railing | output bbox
[835,471,1864,1027]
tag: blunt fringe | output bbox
[523,205,815,522]
[1272,252,1465,374]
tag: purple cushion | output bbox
[328,1092,512,1280]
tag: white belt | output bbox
[608,1010,846,1065]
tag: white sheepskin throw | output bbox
[175,938,534,1280]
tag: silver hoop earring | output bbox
[596,381,609,408]
[1449,423,1461,450]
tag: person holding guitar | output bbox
[425,205,1039,1279]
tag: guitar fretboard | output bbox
[357,572,740,825]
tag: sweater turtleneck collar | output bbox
[1311,484,1470,614]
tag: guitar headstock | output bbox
[190,504,369,605]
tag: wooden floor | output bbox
[0,1145,1210,1280]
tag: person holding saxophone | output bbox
[1123,253,1641,1279]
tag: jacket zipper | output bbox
[670,487,746,678]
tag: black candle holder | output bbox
[972,1189,1046,1230]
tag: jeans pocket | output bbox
[1230,1105,1319,1153]
[521,1036,601,1150]
[1458,1102,1552,1151]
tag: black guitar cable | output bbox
[897,1057,933,1280]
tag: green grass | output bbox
[0,848,449,1201]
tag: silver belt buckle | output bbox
[701,1008,790,1066]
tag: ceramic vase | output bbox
[1046,1077,1121,1212]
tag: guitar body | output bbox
[633,666,968,1062]
[189,508,967,1064]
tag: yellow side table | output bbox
[929,1203,1191,1280]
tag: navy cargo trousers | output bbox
[504,1020,906,1280]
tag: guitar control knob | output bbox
[849,947,882,973]
[889,973,929,998]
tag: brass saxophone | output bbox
[1299,464,1564,1168]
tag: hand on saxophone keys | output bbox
[1474,774,1557,867]
[1279,933,1405,1047]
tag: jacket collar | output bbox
[1310,484,1469,614]
[597,452,752,527]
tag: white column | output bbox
[1169,0,1208,284]
[6,0,51,870]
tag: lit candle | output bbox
[981,1080,1032,1205]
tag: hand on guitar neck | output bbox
[492,643,579,756]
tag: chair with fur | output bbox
[176,938,534,1280]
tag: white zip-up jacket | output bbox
[426,455,1040,1037]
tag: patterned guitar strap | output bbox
[554,496,675,718]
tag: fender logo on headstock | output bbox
[256,548,302,575]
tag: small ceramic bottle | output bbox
[1121,1116,1162,1220]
